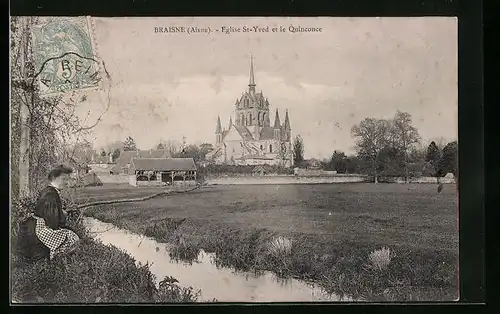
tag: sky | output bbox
[76,17,458,159]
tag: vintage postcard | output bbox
[10,16,458,303]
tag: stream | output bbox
[84,217,351,302]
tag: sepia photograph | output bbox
[10,16,458,303]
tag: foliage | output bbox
[292,135,305,167]
[436,141,458,178]
[350,112,422,181]
[200,164,293,176]
[322,150,348,173]
[112,148,121,161]
[156,276,201,302]
[426,141,441,166]
[173,144,212,163]
[123,136,137,151]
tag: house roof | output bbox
[129,158,197,173]
[111,151,137,172]
[111,149,171,172]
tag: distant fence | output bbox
[205,174,456,185]
[379,176,456,184]
[294,169,338,177]
[206,174,370,185]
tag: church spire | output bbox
[216,115,222,134]
[248,54,256,94]
[273,109,281,129]
[228,116,233,129]
[284,109,291,130]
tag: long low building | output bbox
[128,157,198,187]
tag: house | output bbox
[88,153,115,174]
[111,149,171,174]
[128,157,197,187]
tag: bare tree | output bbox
[351,118,391,183]
[390,111,421,183]
[156,139,182,157]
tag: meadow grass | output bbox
[10,197,201,303]
[81,183,459,301]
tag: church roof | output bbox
[233,125,254,141]
[273,109,281,128]
[259,127,275,140]
[284,110,291,130]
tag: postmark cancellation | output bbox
[30,16,103,98]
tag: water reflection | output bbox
[84,217,350,302]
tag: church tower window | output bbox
[269,144,273,153]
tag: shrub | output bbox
[367,247,392,271]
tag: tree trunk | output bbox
[18,16,31,198]
[404,152,409,184]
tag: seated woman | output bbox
[19,165,80,261]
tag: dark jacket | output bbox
[16,186,69,262]
[34,185,67,230]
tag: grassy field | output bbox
[80,183,459,301]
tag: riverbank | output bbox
[10,198,201,303]
[81,183,459,301]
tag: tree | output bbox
[277,142,290,168]
[345,155,360,174]
[123,136,137,151]
[100,150,106,157]
[435,141,458,192]
[156,139,182,157]
[351,118,391,183]
[173,144,208,162]
[425,141,442,178]
[199,143,214,152]
[325,150,348,173]
[390,111,421,183]
[292,135,305,167]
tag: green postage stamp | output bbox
[31,16,102,98]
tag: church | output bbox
[206,57,293,167]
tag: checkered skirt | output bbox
[31,215,80,260]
